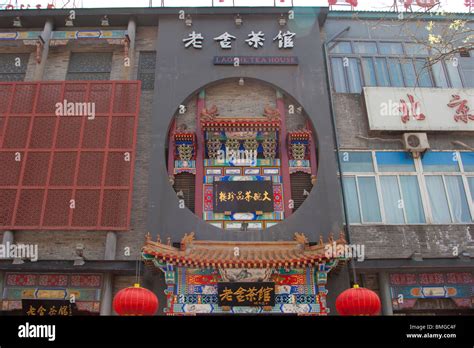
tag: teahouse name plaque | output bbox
[218,282,276,307]
[213,56,299,65]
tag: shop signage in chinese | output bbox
[214,56,299,65]
[22,299,78,316]
[218,282,275,307]
[213,181,274,213]
[363,87,474,131]
[183,30,295,49]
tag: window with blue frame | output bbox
[422,152,472,223]
[329,40,466,92]
[339,151,474,225]
[340,151,380,223]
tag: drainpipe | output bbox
[322,27,357,283]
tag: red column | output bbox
[194,90,206,218]
[276,90,292,218]
[167,118,176,177]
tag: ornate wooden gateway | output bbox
[142,232,348,315]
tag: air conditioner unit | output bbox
[402,133,430,158]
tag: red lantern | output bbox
[336,284,381,316]
[113,283,159,316]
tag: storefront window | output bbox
[340,151,474,225]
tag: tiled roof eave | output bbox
[142,237,348,269]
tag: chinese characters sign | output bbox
[22,300,78,316]
[213,181,274,213]
[218,282,275,307]
[183,30,296,50]
[363,87,474,131]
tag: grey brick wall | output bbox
[175,96,197,131]
[6,27,157,262]
[44,40,124,81]
[115,90,153,261]
[205,80,275,118]
[334,93,474,151]
[350,224,473,259]
[283,95,308,131]
[14,230,107,260]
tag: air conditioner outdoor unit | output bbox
[402,133,430,158]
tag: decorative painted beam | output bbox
[194,89,206,219]
[276,89,292,218]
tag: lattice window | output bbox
[138,51,156,90]
[173,173,195,213]
[290,172,312,212]
[66,52,112,81]
[0,81,140,230]
[0,54,30,82]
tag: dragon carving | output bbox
[200,105,219,121]
[263,105,281,120]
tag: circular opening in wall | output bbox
[165,78,318,231]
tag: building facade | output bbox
[0,6,352,316]
[0,5,472,316]
[325,11,474,315]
